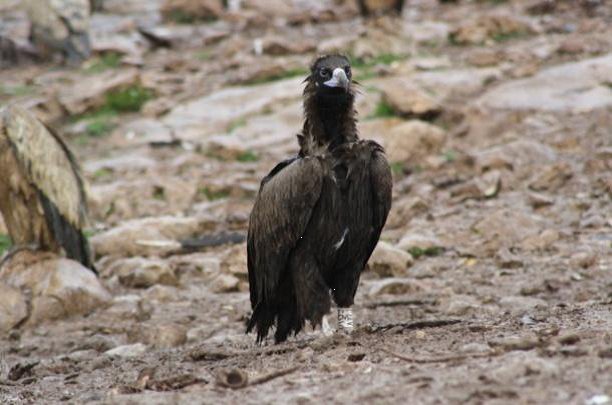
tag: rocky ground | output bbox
[1,0,611,403]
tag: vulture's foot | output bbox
[321,315,334,336]
[337,307,354,334]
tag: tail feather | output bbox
[38,190,96,274]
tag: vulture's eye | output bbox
[319,68,330,78]
[344,66,351,77]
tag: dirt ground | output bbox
[1,0,611,404]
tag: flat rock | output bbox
[161,0,224,22]
[367,241,414,277]
[380,79,441,118]
[108,257,178,288]
[472,209,544,249]
[104,294,152,321]
[440,294,480,316]
[210,273,240,293]
[0,283,28,332]
[367,278,424,296]
[128,323,187,348]
[0,251,110,325]
[104,343,147,358]
[477,53,612,112]
[91,215,218,257]
[379,120,446,163]
[397,231,443,252]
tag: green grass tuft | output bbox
[104,85,153,112]
[390,162,404,176]
[368,100,397,119]
[407,246,445,259]
[0,234,11,256]
[0,84,36,97]
[84,52,121,73]
[227,117,247,133]
[199,187,230,201]
[237,150,259,162]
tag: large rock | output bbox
[90,215,218,257]
[367,241,414,277]
[107,257,179,288]
[380,80,441,119]
[161,0,223,22]
[0,284,28,332]
[379,120,446,163]
[128,323,187,348]
[477,54,612,112]
[472,209,544,250]
[367,278,424,296]
[0,251,110,325]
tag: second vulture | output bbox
[247,54,393,343]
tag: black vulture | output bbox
[247,54,393,343]
[0,105,95,273]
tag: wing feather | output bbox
[247,156,324,307]
[1,105,88,229]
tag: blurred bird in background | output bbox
[0,105,96,273]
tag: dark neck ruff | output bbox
[299,83,358,156]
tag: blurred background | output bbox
[0,0,611,403]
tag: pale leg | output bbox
[337,307,354,334]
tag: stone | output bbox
[90,215,218,257]
[358,0,403,15]
[476,54,612,112]
[161,0,223,22]
[104,295,152,321]
[489,353,558,384]
[499,296,548,315]
[569,251,598,269]
[520,229,560,251]
[380,80,441,119]
[367,241,414,277]
[397,232,443,252]
[210,274,240,293]
[104,343,147,358]
[58,69,140,115]
[144,285,180,302]
[128,324,187,348]
[450,13,534,45]
[472,209,543,249]
[440,294,479,316]
[367,278,423,296]
[380,120,446,163]
[108,257,179,288]
[529,162,573,191]
[256,36,315,55]
[222,244,248,279]
[0,284,28,332]
[489,335,540,351]
[475,140,557,172]
[0,251,110,325]
[403,21,449,45]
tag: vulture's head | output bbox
[307,54,354,106]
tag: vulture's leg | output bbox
[321,315,333,336]
[337,307,354,334]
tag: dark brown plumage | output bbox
[247,55,393,343]
[0,105,95,272]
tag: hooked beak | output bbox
[323,68,349,90]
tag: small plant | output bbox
[199,187,230,201]
[93,168,113,180]
[0,234,11,256]
[195,50,212,61]
[84,52,121,73]
[237,150,259,162]
[227,117,247,133]
[104,85,153,112]
[368,100,397,119]
[390,162,404,176]
[0,84,35,97]
[443,149,457,163]
[407,246,445,259]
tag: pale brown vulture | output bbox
[247,55,393,343]
[0,105,95,272]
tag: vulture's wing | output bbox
[0,105,94,269]
[365,142,393,261]
[247,156,324,308]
